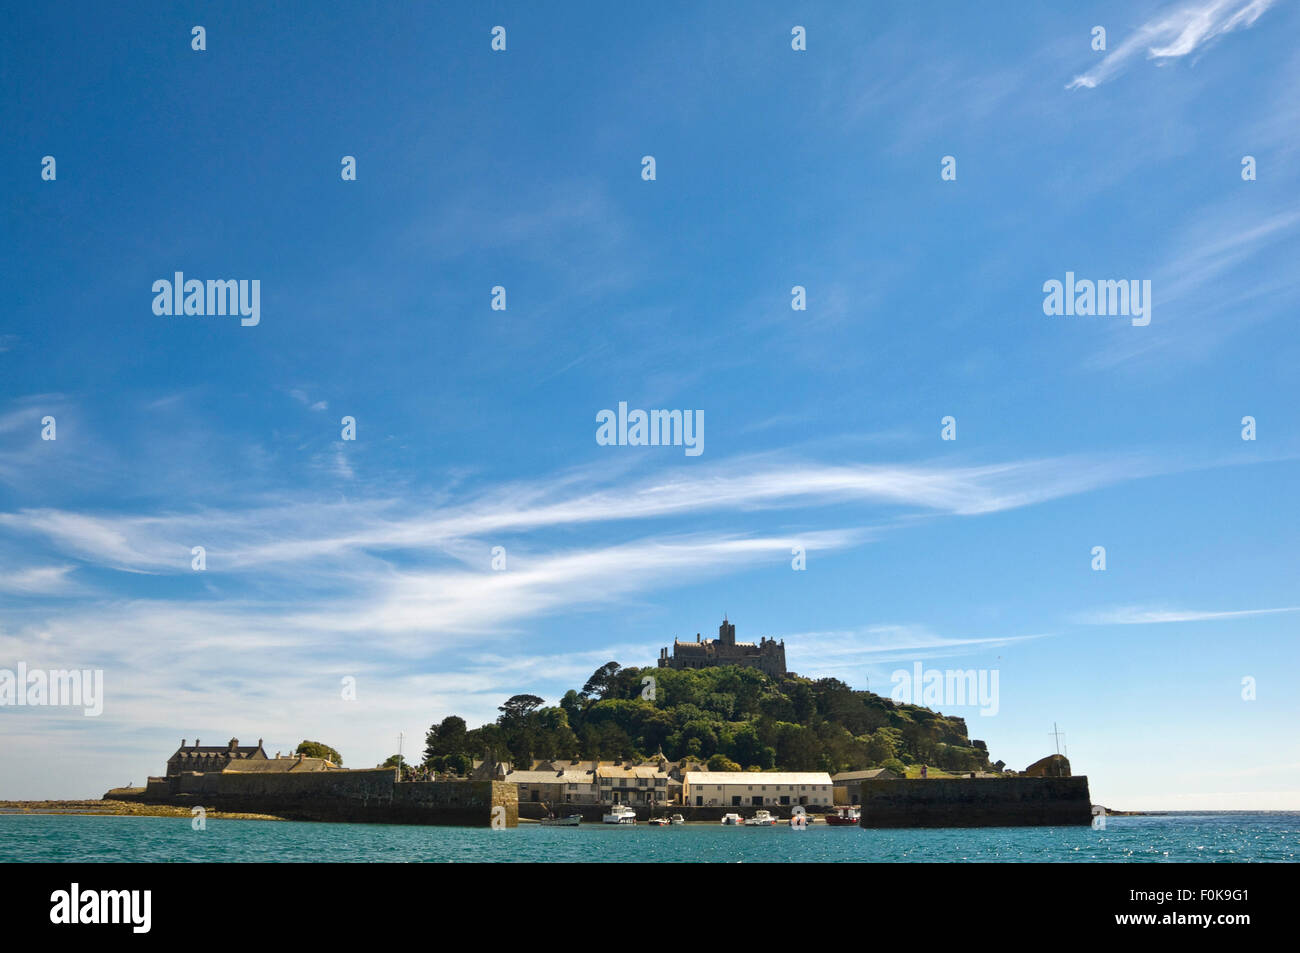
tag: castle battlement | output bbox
[657,619,787,677]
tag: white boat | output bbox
[647,816,670,826]
[539,814,581,827]
[720,812,742,826]
[602,805,637,824]
[669,814,685,825]
[744,809,777,826]
[789,812,808,829]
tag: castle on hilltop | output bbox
[657,618,787,678]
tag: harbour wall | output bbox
[128,770,517,827]
[860,776,1092,827]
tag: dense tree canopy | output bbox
[419,663,994,776]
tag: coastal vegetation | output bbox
[423,663,994,775]
[296,740,343,765]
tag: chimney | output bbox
[181,739,187,748]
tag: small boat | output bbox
[744,809,777,826]
[602,805,637,824]
[539,814,581,827]
[647,816,670,826]
[824,806,861,826]
[789,811,808,829]
[669,814,685,825]
[720,812,742,826]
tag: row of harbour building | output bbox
[471,755,900,808]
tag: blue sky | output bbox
[2,1,1298,809]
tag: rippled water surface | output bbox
[3,812,1297,862]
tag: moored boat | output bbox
[647,816,670,826]
[824,806,861,826]
[744,809,777,826]
[669,814,685,825]
[602,805,637,824]
[720,812,742,825]
[539,814,582,827]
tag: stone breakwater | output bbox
[859,776,1092,828]
[121,769,518,827]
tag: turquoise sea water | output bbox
[2,812,1297,862]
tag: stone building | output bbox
[682,771,833,808]
[479,755,711,806]
[597,757,672,806]
[165,737,268,776]
[222,753,340,773]
[832,767,901,805]
[657,618,787,677]
[504,760,601,806]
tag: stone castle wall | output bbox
[860,776,1092,828]
[130,769,516,827]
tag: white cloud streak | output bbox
[1068,0,1275,89]
[0,453,1153,575]
[1075,605,1300,625]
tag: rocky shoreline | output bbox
[0,799,285,821]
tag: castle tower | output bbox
[718,617,735,646]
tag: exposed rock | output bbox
[1023,753,1071,777]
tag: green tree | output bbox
[582,662,621,700]
[443,752,472,775]
[728,724,768,768]
[423,715,468,764]
[381,754,412,779]
[296,740,342,766]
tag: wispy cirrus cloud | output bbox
[0,452,1157,575]
[1075,605,1300,625]
[1068,0,1276,89]
[1086,203,1300,370]
[0,565,79,595]
[789,624,1047,668]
